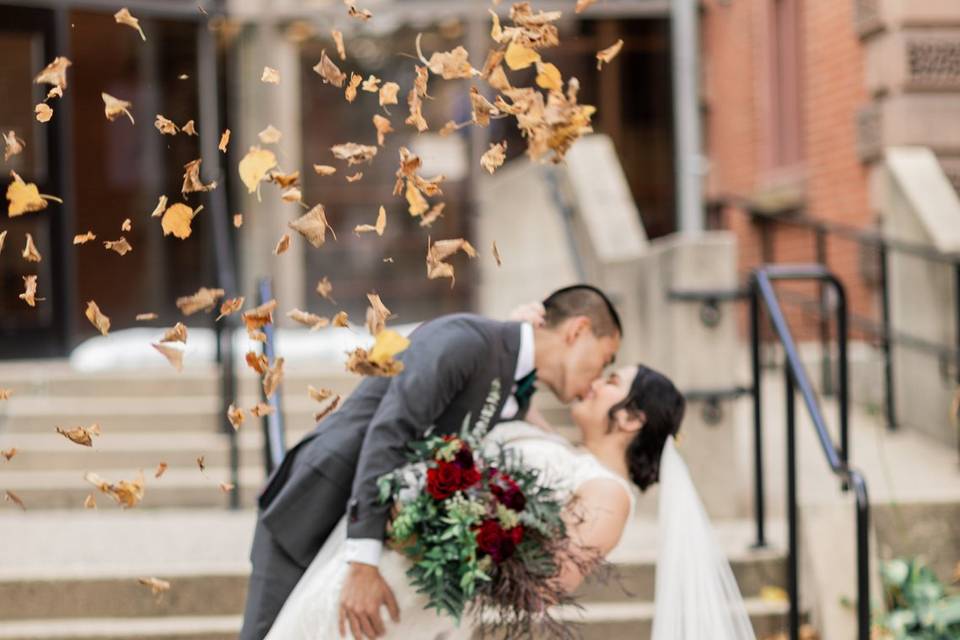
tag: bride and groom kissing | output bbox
[241,284,756,640]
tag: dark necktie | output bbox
[514,370,537,419]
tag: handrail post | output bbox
[854,476,871,640]
[833,275,850,486]
[749,278,767,549]
[878,244,897,431]
[815,226,834,396]
[785,368,800,640]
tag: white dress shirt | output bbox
[344,322,536,567]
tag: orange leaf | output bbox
[85,300,110,335]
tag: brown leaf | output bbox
[245,351,269,375]
[250,402,274,418]
[85,300,111,335]
[423,42,476,79]
[313,50,346,87]
[83,493,96,509]
[373,113,393,147]
[438,120,458,137]
[316,277,334,300]
[85,470,145,508]
[196,456,206,472]
[102,92,135,124]
[313,164,337,176]
[4,490,26,510]
[289,204,336,248]
[218,129,231,153]
[331,142,378,165]
[481,141,507,174]
[258,124,282,144]
[7,170,62,217]
[34,103,53,123]
[227,404,246,431]
[176,287,225,315]
[138,577,170,596]
[493,240,503,266]
[596,39,624,70]
[154,462,168,478]
[287,308,330,330]
[1,448,17,461]
[575,0,597,12]
[427,237,478,286]
[362,75,381,92]
[239,147,277,195]
[22,233,41,262]
[269,170,300,189]
[114,8,146,41]
[413,65,430,98]
[346,329,410,377]
[161,202,200,239]
[345,172,363,183]
[216,296,245,321]
[331,29,347,60]
[345,73,362,103]
[308,385,335,402]
[181,120,197,136]
[379,82,400,108]
[470,86,499,127]
[355,205,386,236]
[161,322,188,343]
[181,159,217,195]
[315,394,341,422]
[281,187,302,203]
[499,3,561,49]
[154,114,178,135]
[55,424,101,447]
[3,131,25,162]
[150,195,168,218]
[365,293,392,335]
[274,233,291,255]
[332,310,349,327]
[263,357,285,398]
[345,1,372,21]
[135,312,158,321]
[19,275,42,307]
[242,299,278,333]
[233,214,243,228]
[104,237,133,256]
[34,56,71,90]
[151,342,183,372]
[404,89,428,132]
[0,229,5,254]
[261,66,280,84]
[121,218,132,232]
[419,202,445,227]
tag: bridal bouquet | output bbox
[377,420,596,638]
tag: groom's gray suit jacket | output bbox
[257,313,523,569]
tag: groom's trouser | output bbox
[240,517,306,640]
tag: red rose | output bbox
[490,473,526,512]
[475,519,524,563]
[426,461,463,500]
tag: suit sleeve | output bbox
[345,318,487,540]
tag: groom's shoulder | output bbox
[415,313,515,344]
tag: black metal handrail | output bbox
[749,264,870,640]
[258,277,287,475]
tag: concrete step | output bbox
[0,616,240,640]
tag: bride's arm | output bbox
[553,478,631,594]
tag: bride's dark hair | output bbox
[608,364,685,492]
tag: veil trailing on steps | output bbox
[652,436,757,640]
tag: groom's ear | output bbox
[564,316,591,343]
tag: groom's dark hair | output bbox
[541,284,622,337]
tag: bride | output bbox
[265,363,755,639]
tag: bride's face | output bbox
[571,365,639,433]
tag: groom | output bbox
[240,284,622,640]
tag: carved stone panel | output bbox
[856,104,883,162]
[906,37,960,89]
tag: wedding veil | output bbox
[651,436,757,640]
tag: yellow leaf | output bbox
[114,8,146,41]
[597,39,624,70]
[35,103,53,123]
[101,92,135,124]
[7,171,62,217]
[369,329,410,365]
[505,42,540,70]
[85,300,111,335]
[535,62,562,91]
[238,147,277,195]
[161,203,198,239]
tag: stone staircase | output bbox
[0,361,791,639]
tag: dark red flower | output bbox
[453,446,475,470]
[490,473,526,512]
[426,461,463,500]
[475,519,525,563]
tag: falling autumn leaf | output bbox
[150,195,168,218]
[176,287,225,315]
[121,218,132,232]
[346,329,410,377]
[470,87,499,127]
[0,389,11,400]
[218,129,231,153]
[280,187,302,203]
[289,204,335,248]
[355,205,386,236]
[535,61,562,91]
[161,322,188,343]
[181,120,197,136]
[83,494,96,509]
[22,233,41,262]
[227,404,246,430]
[161,202,201,239]
[427,237,478,286]
[102,92,135,124]
[55,424,101,447]
[4,490,26,510]
[261,66,280,84]
[308,385,335,402]
[332,311,349,327]
[345,1,372,21]
[3,131,24,162]
[135,312,157,321]
[85,300,110,335]
[34,56,71,90]
[274,233,291,255]
[114,8,146,41]
[233,214,243,228]
[313,50,346,87]
[505,42,541,71]
[379,82,400,108]
[419,37,476,79]
[7,171,62,217]
[405,89,428,132]
[315,277,334,301]
[250,402,274,418]
[362,75,381,92]
[46,86,63,100]
[245,351,269,375]
[34,103,53,123]
[219,483,235,493]
[575,0,597,12]
[138,577,170,596]
[263,357,285,398]
[413,65,430,98]
[331,29,347,60]
[152,342,184,371]
[405,180,429,216]
[85,470,145,508]
[596,39,624,70]
[493,240,503,266]
[238,147,277,195]
[258,124,282,144]
[1,448,16,461]
[365,293,392,335]
[314,394,341,422]
[19,275,42,307]
[313,164,336,176]
[216,296,244,321]
[331,142,377,166]
[419,202,445,227]
[154,462,168,478]
[345,172,363,183]
[287,309,330,330]
[345,73,362,103]
[196,456,206,473]
[242,299,277,333]
[104,237,133,256]
[155,114,178,135]
[481,141,507,174]
[181,159,217,195]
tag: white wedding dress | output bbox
[264,420,636,640]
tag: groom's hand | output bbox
[338,562,400,639]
